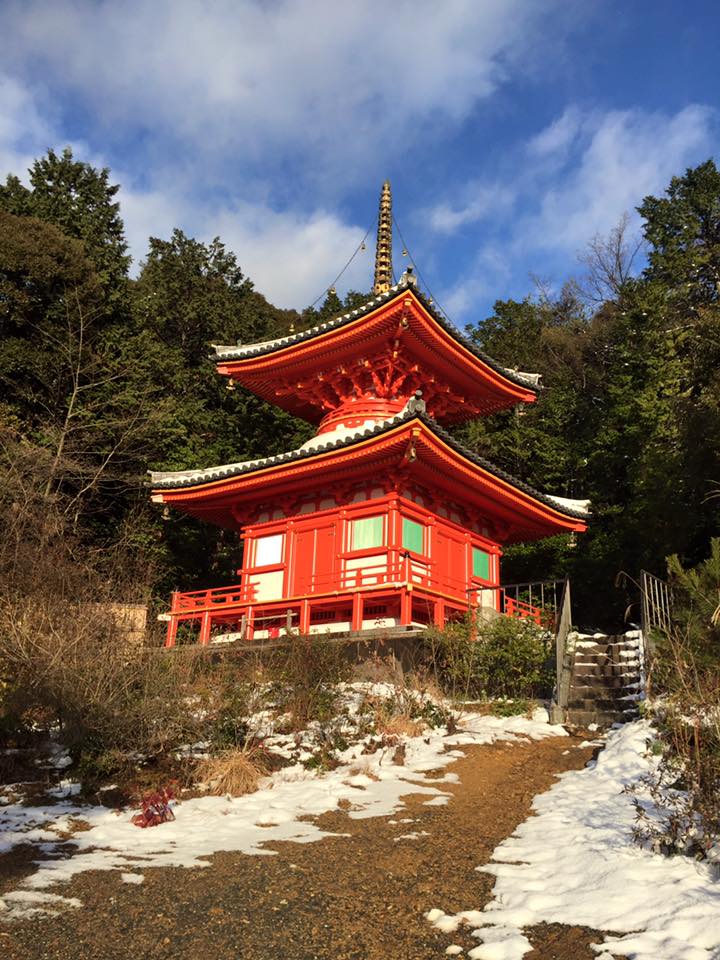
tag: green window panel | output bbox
[351,516,384,550]
[472,547,491,580]
[402,518,424,554]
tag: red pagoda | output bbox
[151,182,588,646]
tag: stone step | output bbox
[568,696,629,711]
[575,641,639,657]
[565,708,628,728]
[574,656,640,670]
[573,662,640,678]
[561,633,643,729]
[569,673,638,689]
[569,685,639,703]
[575,647,640,662]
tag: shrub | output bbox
[633,544,720,863]
[488,698,532,718]
[269,635,350,728]
[196,745,270,797]
[0,590,232,780]
[425,614,553,702]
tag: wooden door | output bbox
[292,528,315,595]
[291,522,337,595]
[313,523,336,593]
[434,528,467,597]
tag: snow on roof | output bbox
[149,405,589,523]
[149,404,416,488]
[545,495,591,518]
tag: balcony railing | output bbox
[171,556,491,614]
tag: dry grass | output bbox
[374,712,424,738]
[365,690,427,739]
[196,746,270,797]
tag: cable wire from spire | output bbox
[392,212,461,334]
[307,222,374,310]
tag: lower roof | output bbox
[150,408,589,543]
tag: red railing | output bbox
[498,579,565,629]
[502,595,543,625]
[172,584,253,613]
[164,565,566,647]
[171,556,489,615]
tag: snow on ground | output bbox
[0,708,561,921]
[427,720,720,960]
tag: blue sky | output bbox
[1,0,718,324]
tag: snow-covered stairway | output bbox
[565,631,643,728]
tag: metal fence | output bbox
[499,579,566,627]
[640,569,673,636]
[639,569,673,664]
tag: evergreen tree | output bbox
[131,230,310,590]
[639,159,720,306]
[0,148,130,307]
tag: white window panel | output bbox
[254,533,284,567]
[248,570,284,601]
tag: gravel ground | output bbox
[1,733,608,960]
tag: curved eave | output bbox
[214,286,538,422]
[151,415,588,541]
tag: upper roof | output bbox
[214,277,539,389]
[150,402,588,543]
[211,278,541,425]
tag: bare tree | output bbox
[577,213,645,304]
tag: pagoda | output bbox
[151,182,588,646]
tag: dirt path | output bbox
[1,733,609,960]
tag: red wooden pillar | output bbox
[199,610,212,645]
[351,593,363,631]
[400,587,412,625]
[387,497,400,580]
[165,591,180,648]
[434,599,445,628]
[300,598,310,635]
[165,616,178,648]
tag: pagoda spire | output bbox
[373,180,393,295]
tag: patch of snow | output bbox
[120,873,144,885]
[45,749,73,770]
[0,890,81,921]
[0,711,564,919]
[46,780,82,799]
[428,720,720,960]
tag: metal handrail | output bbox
[639,569,673,664]
[550,578,574,723]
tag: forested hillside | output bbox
[1,148,718,627]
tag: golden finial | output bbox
[373,180,393,295]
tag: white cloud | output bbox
[0,0,567,186]
[0,71,371,308]
[427,183,516,234]
[0,1,579,308]
[209,204,369,308]
[528,104,716,251]
[527,105,583,157]
[440,244,510,319]
[121,186,371,308]
[435,104,717,319]
[0,74,54,182]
